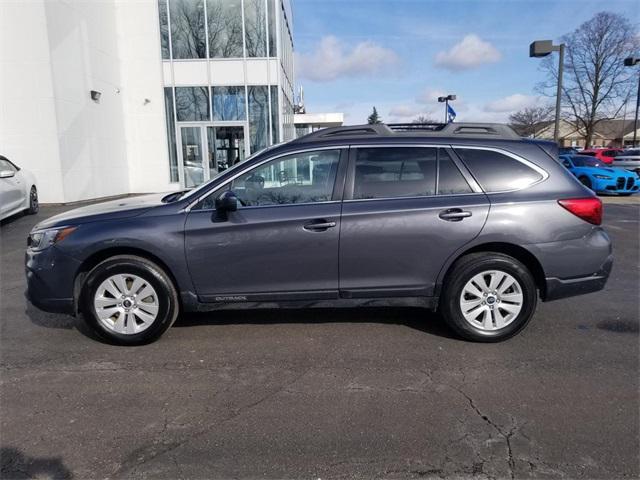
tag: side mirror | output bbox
[0,170,15,179]
[212,190,238,222]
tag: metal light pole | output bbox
[530,40,565,144]
[624,57,640,148]
[438,94,456,123]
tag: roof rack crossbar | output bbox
[290,122,521,143]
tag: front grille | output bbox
[626,177,634,189]
[616,177,625,189]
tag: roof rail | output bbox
[291,122,521,143]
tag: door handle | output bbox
[439,208,472,222]
[303,220,336,232]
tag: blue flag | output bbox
[447,104,457,123]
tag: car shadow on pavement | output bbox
[0,446,73,479]
[25,301,458,341]
[174,307,459,339]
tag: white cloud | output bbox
[416,88,448,105]
[483,94,538,113]
[434,34,502,71]
[296,35,400,82]
[388,105,422,118]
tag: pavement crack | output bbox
[450,385,516,479]
[113,365,314,477]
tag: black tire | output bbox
[440,253,538,342]
[578,176,592,189]
[27,186,38,214]
[79,255,179,345]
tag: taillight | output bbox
[558,197,602,225]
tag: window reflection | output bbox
[270,85,279,144]
[170,0,206,59]
[158,0,170,59]
[267,0,276,57]
[244,0,267,57]
[206,0,243,58]
[248,86,269,153]
[164,88,179,182]
[212,86,246,121]
[175,87,210,121]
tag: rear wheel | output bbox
[80,255,179,345]
[440,253,537,342]
[27,186,38,214]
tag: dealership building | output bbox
[0,0,341,203]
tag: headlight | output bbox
[28,226,77,251]
[593,174,611,179]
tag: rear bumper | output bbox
[544,253,613,301]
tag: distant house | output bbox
[533,119,639,148]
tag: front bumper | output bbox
[593,177,640,194]
[25,246,81,315]
[544,253,613,301]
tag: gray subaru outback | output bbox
[26,123,612,345]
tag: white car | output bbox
[613,149,640,177]
[0,155,38,221]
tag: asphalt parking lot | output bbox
[1,199,638,479]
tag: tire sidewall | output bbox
[442,255,537,342]
[80,258,178,345]
[29,187,39,214]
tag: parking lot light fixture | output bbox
[530,40,565,144]
[624,57,639,148]
[437,94,456,123]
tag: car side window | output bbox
[438,150,473,195]
[454,148,544,192]
[353,147,436,199]
[229,149,341,207]
[0,159,17,172]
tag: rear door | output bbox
[339,145,489,298]
[184,148,347,302]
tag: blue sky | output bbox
[292,0,639,125]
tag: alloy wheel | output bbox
[93,273,159,334]
[459,270,523,331]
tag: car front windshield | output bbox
[571,156,603,168]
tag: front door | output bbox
[339,146,490,298]
[184,148,346,302]
[178,124,247,188]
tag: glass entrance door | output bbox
[179,126,205,188]
[178,125,247,188]
[207,126,246,178]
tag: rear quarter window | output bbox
[454,148,544,192]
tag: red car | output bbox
[579,148,624,165]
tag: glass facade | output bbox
[206,0,243,58]
[175,87,210,121]
[159,0,295,186]
[169,0,207,59]
[212,86,245,121]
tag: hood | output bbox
[34,193,171,230]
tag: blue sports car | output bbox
[560,154,640,196]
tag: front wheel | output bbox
[440,253,538,342]
[80,255,179,345]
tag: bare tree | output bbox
[537,12,639,147]
[508,106,555,137]
[412,115,439,124]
